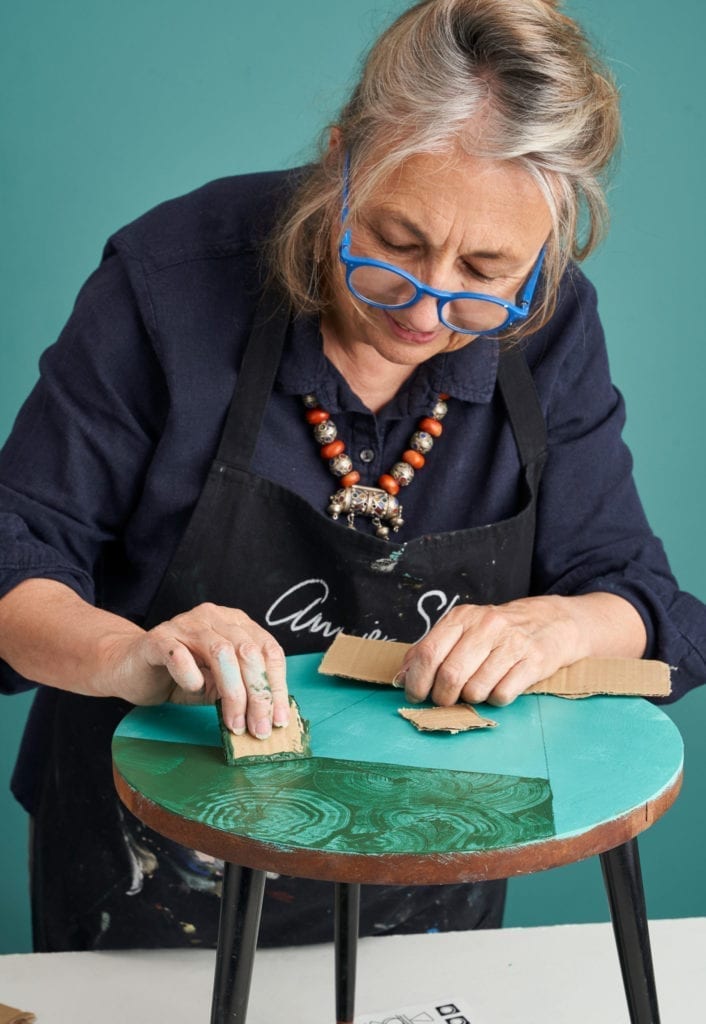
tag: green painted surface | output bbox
[113,735,555,855]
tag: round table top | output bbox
[112,653,683,885]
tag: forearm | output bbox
[0,578,291,736]
[0,578,145,697]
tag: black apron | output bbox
[30,292,547,951]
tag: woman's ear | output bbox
[327,126,342,153]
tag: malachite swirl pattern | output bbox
[113,734,555,855]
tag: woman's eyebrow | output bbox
[373,210,515,262]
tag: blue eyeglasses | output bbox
[338,154,545,336]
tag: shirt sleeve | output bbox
[528,269,706,701]
[0,253,168,693]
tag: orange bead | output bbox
[439,392,449,401]
[305,408,330,425]
[402,449,425,470]
[320,439,345,459]
[418,417,443,437]
[378,474,400,496]
[340,471,360,488]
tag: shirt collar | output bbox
[276,312,499,416]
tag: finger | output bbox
[261,638,289,728]
[460,646,540,706]
[428,632,498,706]
[402,620,465,703]
[238,642,275,739]
[210,642,248,735]
[144,635,205,694]
[484,658,545,707]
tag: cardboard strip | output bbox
[399,704,498,733]
[318,634,411,685]
[0,1006,36,1024]
[318,633,671,698]
[217,696,310,765]
[524,657,671,698]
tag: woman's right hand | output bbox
[0,581,289,740]
[104,603,289,739]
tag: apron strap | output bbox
[215,286,291,470]
[496,345,547,469]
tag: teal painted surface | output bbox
[2,0,706,951]
[113,654,683,857]
[120,653,550,779]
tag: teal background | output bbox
[1,0,704,953]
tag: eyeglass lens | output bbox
[348,264,509,331]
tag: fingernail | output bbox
[255,719,272,740]
[392,670,406,690]
[231,715,246,736]
[273,709,289,728]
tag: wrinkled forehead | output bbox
[347,150,552,257]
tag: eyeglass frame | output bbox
[337,152,545,337]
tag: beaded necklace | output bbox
[302,392,449,539]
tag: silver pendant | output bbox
[327,485,404,539]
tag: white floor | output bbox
[1,918,703,1023]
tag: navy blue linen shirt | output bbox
[1,169,705,765]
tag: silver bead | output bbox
[410,430,434,454]
[313,420,337,444]
[327,502,343,516]
[375,524,390,539]
[391,461,415,486]
[302,394,319,408]
[432,399,448,420]
[390,515,404,529]
[329,454,353,477]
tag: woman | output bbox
[1,0,704,951]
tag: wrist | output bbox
[557,592,647,660]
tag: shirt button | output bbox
[359,448,375,463]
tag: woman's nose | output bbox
[402,292,441,333]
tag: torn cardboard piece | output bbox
[319,633,411,685]
[318,633,671,698]
[524,657,671,698]
[399,704,498,732]
[217,696,310,766]
[0,1005,36,1024]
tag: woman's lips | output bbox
[384,310,441,344]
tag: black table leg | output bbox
[334,882,361,1024]
[210,863,266,1024]
[600,838,661,1024]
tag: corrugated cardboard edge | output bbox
[0,1005,36,1024]
[217,696,310,765]
[318,633,671,698]
[399,705,498,732]
[525,657,671,698]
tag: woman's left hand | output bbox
[399,593,647,707]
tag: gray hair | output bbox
[269,0,620,337]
